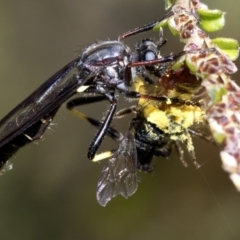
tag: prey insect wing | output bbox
[97,125,138,206]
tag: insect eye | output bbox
[144,51,156,61]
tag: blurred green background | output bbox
[0,0,240,239]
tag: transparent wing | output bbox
[0,57,89,147]
[96,126,138,206]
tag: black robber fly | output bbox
[0,12,180,170]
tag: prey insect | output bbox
[79,79,213,207]
[79,40,215,206]
[0,13,180,170]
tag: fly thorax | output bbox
[103,64,125,85]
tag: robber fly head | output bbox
[134,38,170,83]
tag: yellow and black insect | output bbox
[91,39,215,206]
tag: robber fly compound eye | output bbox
[144,51,157,61]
